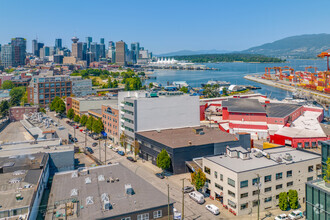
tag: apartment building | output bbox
[102,103,119,144]
[27,72,72,107]
[202,146,321,216]
[118,91,200,145]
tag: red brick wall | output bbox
[9,106,38,122]
[102,105,119,143]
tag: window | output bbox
[240,180,248,188]
[240,192,248,198]
[287,181,293,187]
[204,166,210,175]
[264,197,272,203]
[316,164,322,170]
[276,184,283,190]
[215,183,223,191]
[228,190,235,198]
[307,176,313,181]
[121,218,131,220]
[253,190,260,196]
[264,187,272,193]
[276,194,280,199]
[137,213,149,220]
[287,170,292,177]
[214,171,218,179]
[153,210,162,218]
[228,199,236,208]
[220,174,223,181]
[264,175,272,183]
[276,172,282,180]
[252,177,260,186]
[228,178,235,187]
[308,166,314,172]
[253,200,259,207]
[240,203,248,210]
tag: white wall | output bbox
[136,95,200,132]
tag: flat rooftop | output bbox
[205,147,320,173]
[265,103,301,118]
[137,126,237,148]
[275,111,325,138]
[0,139,73,158]
[46,163,173,220]
[0,153,47,212]
[222,98,266,113]
[307,179,330,193]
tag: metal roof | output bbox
[222,98,266,113]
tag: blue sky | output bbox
[1,0,330,54]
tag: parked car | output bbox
[86,147,94,154]
[112,147,119,152]
[275,214,288,220]
[205,204,220,215]
[107,162,112,165]
[66,121,70,124]
[155,173,165,179]
[183,186,194,193]
[82,130,86,134]
[107,144,113,149]
[288,210,303,219]
[73,125,79,129]
[117,151,125,156]
[127,156,135,162]
[189,191,205,204]
[173,208,181,220]
[73,138,78,143]
[92,142,98,147]
[80,129,84,132]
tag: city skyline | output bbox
[1,0,330,54]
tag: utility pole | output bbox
[85,132,87,148]
[167,184,170,220]
[182,179,185,220]
[105,137,107,164]
[99,137,101,164]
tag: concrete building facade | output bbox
[202,147,321,216]
[70,76,94,97]
[115,40,126,66]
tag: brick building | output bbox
[27,73,72,107]
[9,106,38,121]
[102,103,119,144]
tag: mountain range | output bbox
[157,34,330,59]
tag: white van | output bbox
[189,191,205,204]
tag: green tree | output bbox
[9,87,26,106]
[222,87,228,96]
[120,132,128,153]
[74,114,80,123]
[21,91,28,106]
[156,149,171,172]
[0,100,10,117]
[180,86,188,93]
[55,99,66,114]
[279,192,288,211]
[133,140,140,160]
[323,158,330,183]
[191,169,206,191]
[50,96,61,111]
[39,108,46,114]
[80,115,88,126]
[107,77,113,88]
[113,79,118,88]
[67,108,75,120]
[92,118,103,134]
[288,189,298,209]
[149,83,154,89]
[86,116,94,131]
[1,80,14,89]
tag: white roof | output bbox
[275,111,326,138]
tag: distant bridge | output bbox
[95,88,125,93]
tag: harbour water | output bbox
[145,59,330,116]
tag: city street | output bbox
[47,111,300,220]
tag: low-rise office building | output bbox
[70,76,94,97]
[102,103,119,144]
[46,163,174,220]
[69,97,117,116]
[119,91,200,144]
[136,126,251,174]
[88,109,102,120]
[0,153,49,220]
[202,146,321,216]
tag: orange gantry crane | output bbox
[264,67,281,80]
[318,51,330,92]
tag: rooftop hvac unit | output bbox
[283,153,293,161]
[254,151,263,158]
[275,157,282,163]
[125,184,135,195]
